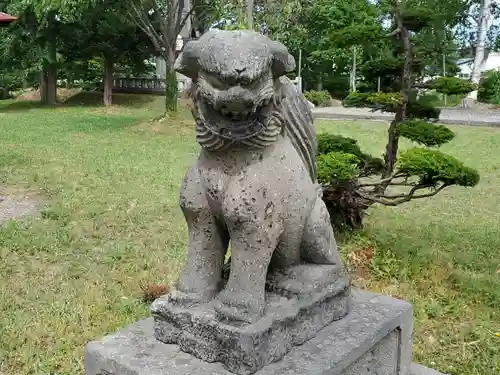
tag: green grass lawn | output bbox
[0,94,498,375]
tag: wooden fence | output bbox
[112,77,166,94]
[112,76,192,95]
[112,75,300,95]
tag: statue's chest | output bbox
[196,140,285,214]
[198,152,263,213]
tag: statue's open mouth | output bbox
[201,97,273,123]
[198,97,275,140]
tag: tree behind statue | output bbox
[317,0,480,232]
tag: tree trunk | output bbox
[164,49,178,113]
[39,70,48,103]
[468,0,491,102]
[43,11,58,105]
[316,76,323,91]
[381,8,412,188]
[247,0,254,29]
[103,56,114,106]
[165,69,178,113]
[351,46,357,92]
[45,62,57,105]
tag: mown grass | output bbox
[0,93,197,375]
[316,120,500,375]
[0,93,498,375]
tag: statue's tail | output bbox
[279,77,318,182]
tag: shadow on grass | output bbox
[0,92,164,112]
[0,100,47,112]
[64,92,162,108]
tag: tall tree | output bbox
[4,0,97,104]
[125,0,217,113]
[261,0,381,92]
[59,1,154,105]
[468,0,492,102]
[318,0,479,230]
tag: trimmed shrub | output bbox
[396,120,455,147]
[304,90,331,107]
[425,77,477,96]
[397,148,480,187]
[317,152,359,184]
[478,69,500,105]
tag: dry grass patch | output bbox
[0,185,44,225]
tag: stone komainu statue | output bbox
[151,30,350,374]
[171,30,345,321]
[165,30,347,322]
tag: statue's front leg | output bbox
[217,183,283,322]
[177,167,228,303]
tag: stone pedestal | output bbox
[83,290,446,375]
[151,266,350,374]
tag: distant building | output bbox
[457,50,500,79]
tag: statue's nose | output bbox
[216,87,254,112]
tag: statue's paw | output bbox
[215,290,265,324]
[175,273,220,305]
[165,289,206,308]
[172,280,219,307]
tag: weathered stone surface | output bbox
[85,290,421,375]
[152,268,350,374]
[171,28,349,329]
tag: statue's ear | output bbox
[269,41,296,78]
[174,40,201,79]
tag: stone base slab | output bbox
[82,289,447,375]
[151,272,350,374]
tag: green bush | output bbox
[342,92,371,108]
[406,99,441,120]
[478,69,500,105]
[317,133,384,175]
[397,148,480,187]
[343,91,441,119]
[417,91,463,108]
[304,90,331,107]
[317,133,363,156]
[396,120,455,147]
[323,75,350,99]
[317,152,359,184]
[316,135,380,232]
[0,69,28,99]
[425,77,476,96]
[342,91,403,111]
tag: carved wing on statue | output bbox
[280,77,318,182]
